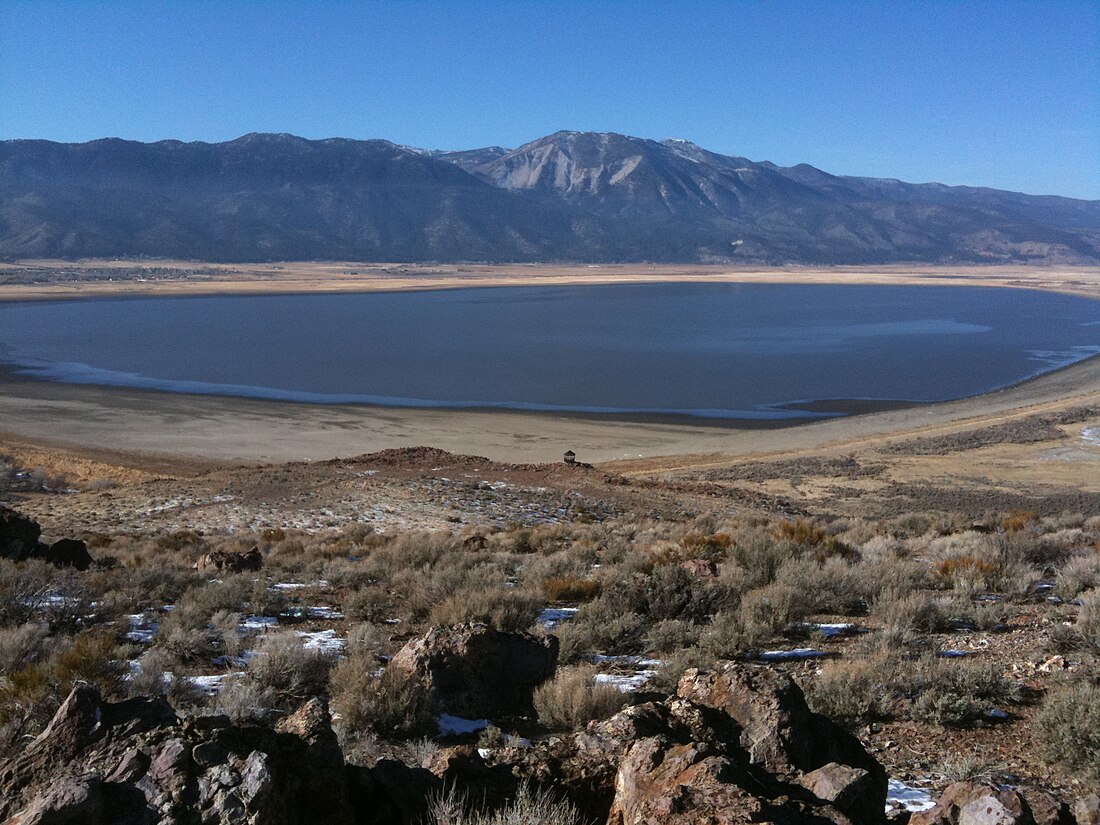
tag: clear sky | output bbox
[2,0,1098,198]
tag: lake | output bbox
[1,284,1098,420]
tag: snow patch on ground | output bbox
[125,614,158,643]
[538,607,578,628]
[1082,427,1100,446]
[296,629,345,654]
[594,670,658,692]
[806,623,862,638]
[758,648,828,661]
[189,673,240,695]
[310,606,344,619]
[437,714,490,736]
[886,779,936,813]
[240,616,279,632]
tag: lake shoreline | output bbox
[2,282,1095,429]
[1,265,1098,468]
[2,350,1099,469]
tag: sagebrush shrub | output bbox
[242,632,334,707]
[644,619,700,654]
[533,665,628,731]
[428,588,541,633]
[1075,589,1100,652]
[806,659,885,726]
[905,659,1020,728]
[556,609,645,663]
[331,656,433,740]
[1035,681,1100,778]
[873,589,953,634]
[738,582,807,639]
[542,575,600,603]
[1057,554,1100,599]
[428,781,581,825]
[0,622,48,673]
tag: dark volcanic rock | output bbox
[677,663,887,800]
[39,538,93,570]
[911,782,1036,825]
[1,508,94,568]
[5,773,104,825]
[0,685,358,825]
[195,545,263,573]
[798,763,883,825]
[0,507,41,561]
[386,623,558,719]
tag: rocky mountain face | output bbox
[2,131,1098,263]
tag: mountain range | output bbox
[2,130,1098,263]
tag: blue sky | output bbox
[2,0,1097,198]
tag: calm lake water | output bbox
[1,284,1098,420]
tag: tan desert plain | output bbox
[1,259,1099,491]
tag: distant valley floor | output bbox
[2,260,1100,302]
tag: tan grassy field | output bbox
[2,259,1100,301]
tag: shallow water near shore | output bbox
[0,283,1097,420]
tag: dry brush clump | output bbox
[1035,680,1100,779]
[533,664,628,730]
[428,782,582,825]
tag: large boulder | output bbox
[1018,788,1073,825]
[1074,796,1100,825]
[195,546,263,574]
[0,508,41,561]
[598,697,858,825]
[0,685,359,825]
[606,737,769,825]
[3,773,104,825]
[485,692,882,825]
[38,539,93,571]
[677,664,886,793]
[911,782,1036,825]
[386,623,558,718]
[798,763,883,825]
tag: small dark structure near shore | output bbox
[563,450,576,464]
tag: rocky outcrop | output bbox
[0,508,94,569]
[1073,796,1100,825]
[0,507,41,560]
[1018,789,1074,825]
[40,539,93,571]
[195,546,264,574]
[4,773,104,825]
[4,661,1084,825]
[1074,796,1100,825]
[677,664,887,794]
[0,684,357,825]
[911,782,1037,825]
[386,623,558,718]
[481,664,888,825]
